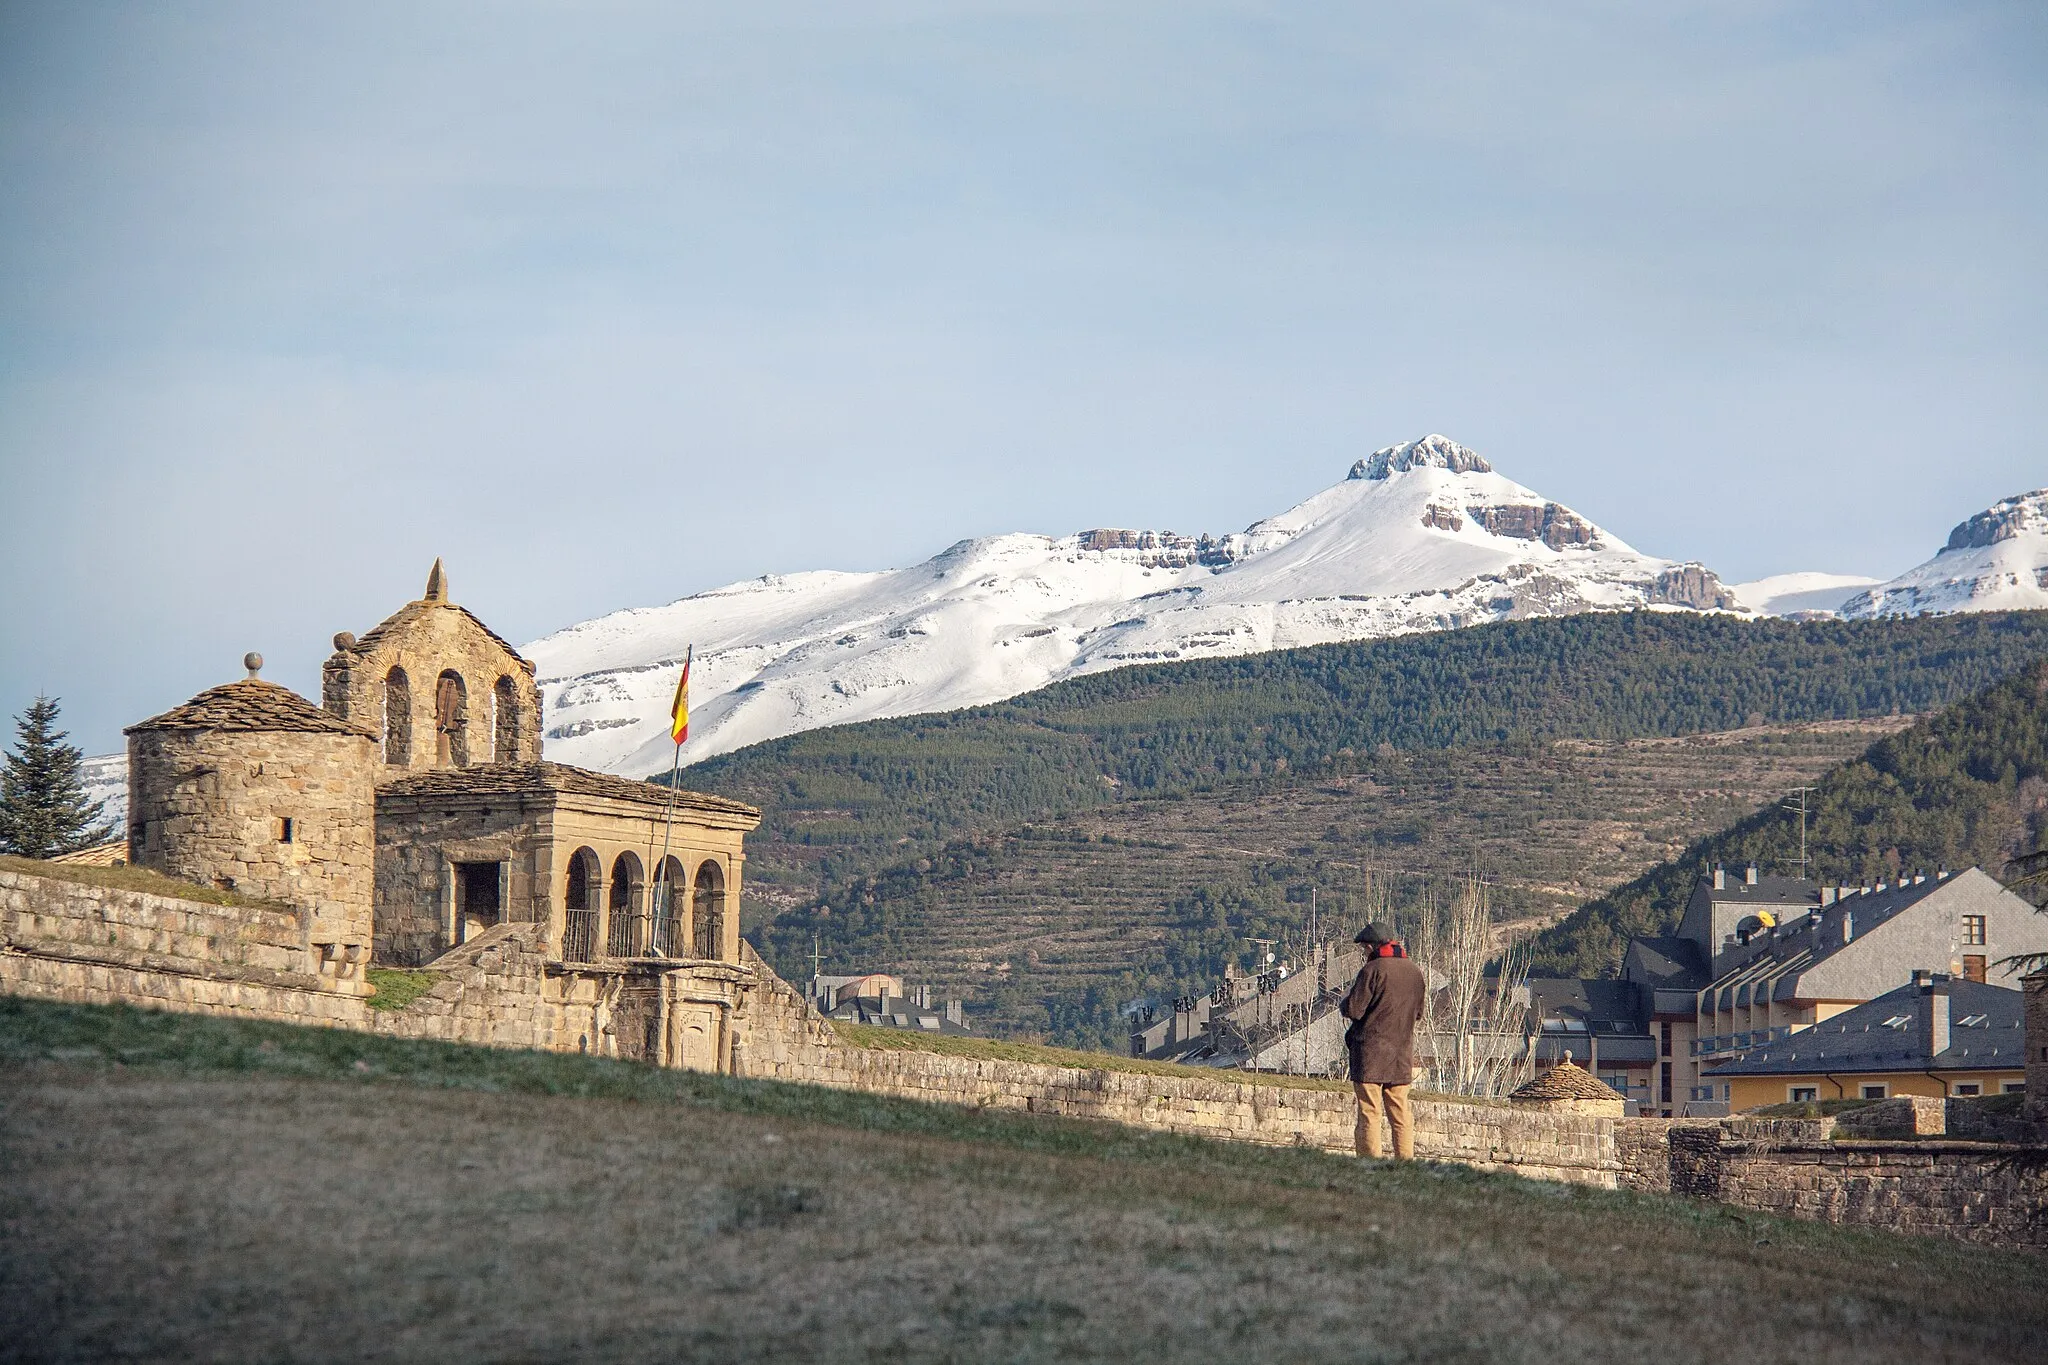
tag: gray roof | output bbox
[127,679,376,738]
[1703,979,2026,1076]
[377,761,759,818]
[1623,936,1709,991]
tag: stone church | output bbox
[120,562,766,1070]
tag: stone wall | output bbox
[1667,1127,2048,1248]
[128,727,378,957]
[741,1017,1619,1186]
[0,867,366,1000]
[371,797,550,965]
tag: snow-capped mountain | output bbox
[527,436,1748,776]
[1839,490,2048,620]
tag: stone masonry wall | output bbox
[128,727,377,957]
[371,797,551,965]
[1703,1136,2048,1248]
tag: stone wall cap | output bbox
[376,760,760,818]
[126,678,377,738]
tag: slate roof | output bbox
[1704,979,2027,1076]
[1701,871,1822,910]
[1622,936,1709,991]
[376,760,759,818]
[126,679,376,738]
[1510,1059,1621,1102]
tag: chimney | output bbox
[1745,864,1759,886]
[1925,975,1951,1057]
[1713,864,1726,891]
[1820,887,1836,906]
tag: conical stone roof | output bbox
[1509,1059,1620,1104]
[126,679,375,738]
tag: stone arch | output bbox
[562,847,601,962]
[383,667,412,766]
[435,670,469,767]
[693,859,726,960]
[493,675,519,762]
[651,855,688,957]
[606,851,644,957]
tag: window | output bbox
[1958,1013,1989,1028]
[435,670,470,767]
[1660,1022,1672,1059]
[455,861,503,941]
[1881,1015,1910,1030]
[1961,915,1986,946]
[493,675,520,762]
[1789,1086,1818,1103]
[276,817,294,844]
[1860,1083,1889,1100]
[2003,1081,2027,1095]
[1953,1083,1981,1097]
[1961,955,1986,984]
[383,667,412,765]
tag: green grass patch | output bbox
[364,968,443,1012]
[0,854,291,910]
[1749,1098,1881,1119]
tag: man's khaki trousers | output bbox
[1352,1081,1414,1159]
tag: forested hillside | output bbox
[698,610,2048,899]
[1526,657,2048,977]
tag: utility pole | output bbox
[1781,787,1815,880]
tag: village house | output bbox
[1703,973,2029,1107]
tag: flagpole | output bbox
[650,646,691,957]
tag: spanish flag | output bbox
[669,646,692,745]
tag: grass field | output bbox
[2,998,2043,1363]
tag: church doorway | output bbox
[456,861,503,941]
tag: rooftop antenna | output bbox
[1781,787,1815,880]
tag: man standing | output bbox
[1341,923,1427,1160]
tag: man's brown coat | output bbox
[1340,952,1427,1085]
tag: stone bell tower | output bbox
[321,559,544,773]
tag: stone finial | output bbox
[423,558,448,603]
[243,653,263,679]
[333,631,357,652]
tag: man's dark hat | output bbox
[1354,923,1394,946]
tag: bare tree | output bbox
[1410,874,1535,1098]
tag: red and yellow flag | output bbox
[669,647,692,745]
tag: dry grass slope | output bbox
[2,998,2043,1364]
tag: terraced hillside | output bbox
[753,718,1910,1046]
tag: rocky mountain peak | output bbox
[1350,434,1493,481]
[1940,489,2048,554]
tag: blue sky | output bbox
[2,2,2043,753]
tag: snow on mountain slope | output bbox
[1729,572,1883,618]
[525,435,1749,777]
[1839,490,2048,620]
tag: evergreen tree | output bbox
[0,696,115,859]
